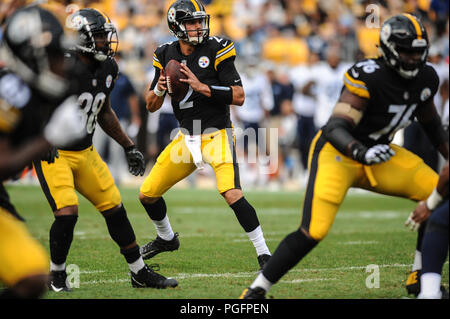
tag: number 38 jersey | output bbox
[152,37,242,135]
[340,58,439,147]
[60,53,118,150]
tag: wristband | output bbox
[153,85,165,97]
[209,85,233,105]
[426,188,443,210]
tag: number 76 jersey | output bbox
[342,58,439,147]
[59,53,118,151]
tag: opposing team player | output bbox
[405,161,448,299]
[139,0,271,271]
[241,14,449,299]
[0,5,86,298]
[34,8,177,291]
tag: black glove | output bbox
[41,146,59,164]
[125,145,145,176]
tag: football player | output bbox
[241,14,449,299]
[139,0,271,271]
[33,8,177,291]
[405,161,448,299]
[0,5,86,298]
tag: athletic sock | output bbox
[419,273,442,299]
[153,215,175,241]
[50,261,66,272]
[250,273,273,292]
[141,197,174,240]
[247,225,271,256]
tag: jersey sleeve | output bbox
[213,38,237,71]
[152,45,166,71]
[342,59,379,99]
[421,63,440,105]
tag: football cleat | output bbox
[257,254,271,272]
[239,287,266,299]
[140,232,180,260]
[131,264,178,289]
[406,270,420,296]
[48,270,72,292]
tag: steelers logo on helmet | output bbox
[168,8,176,23]
[198,56,210,68]
[420,88,431,102]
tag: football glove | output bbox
[44,96,87,147]
[405,212,420,231]
[41,146,59,164]
[352,144,395,165]
[125,145,145,176]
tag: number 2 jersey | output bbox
[332,57,439,147]
[60,53,118,150]
[151,37,242,135]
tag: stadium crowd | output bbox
[3,0,449,190]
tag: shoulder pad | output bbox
[153,42,174,70]
[343,59,380,99]
[211,37,236,70]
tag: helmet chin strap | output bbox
[94,52,107,61]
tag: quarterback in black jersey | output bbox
[33,8,177,291]
[139,0,271,271]
[241,14,449,299]
[0,6,86,298]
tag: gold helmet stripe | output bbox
[96,8,111,23]
[190,0,201,12]
[402,13,422,40]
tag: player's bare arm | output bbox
[0,137,51,180]
[145,70,167,113]
[179,63,245,106]
[415,100,449,160]
[97,98,134,149]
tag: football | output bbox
[165,59,189,101]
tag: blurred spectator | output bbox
[93,52,141,185]
[234,60,274,187]
[290,52,319,174]
[314,45,352,129]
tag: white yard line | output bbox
[81,262,445,286]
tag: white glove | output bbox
[364,144,395,165]
[405,212,420,231]
[44,95,87,147]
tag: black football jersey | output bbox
[0,68,59,218]
[335,58,439,146]
[0,68,54,171]
[151,37,242,134]
[60,53,118,150]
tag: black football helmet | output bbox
[68,8,118,61]
[379,13,429,79]
[167,0,210,45]
[0,5,72,99]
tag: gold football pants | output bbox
[34,146,121,212]
[301,131,438,241]
[140,128,240,197]
[0,207,49,286]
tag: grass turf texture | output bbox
[3,185,448,299]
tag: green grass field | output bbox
[3,184,448,299]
